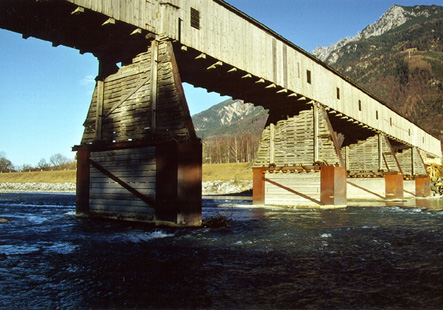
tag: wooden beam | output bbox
[165,41,198,140]
[95,81,104,141]
[150,40,159,134]
[207,61,223,70]
[313,103,319,162]
[269,123,275,164]
[130,28,142,36]
[321,107,345,167]
[102,18,116,26]
[71,6,84,15]
[384,135,403,175]
[195,53,206,60]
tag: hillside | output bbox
[192,99,268,163]
[313,4,443,144]
[192,98,267,139]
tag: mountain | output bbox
[313,4,443,144]
[192,98,267,139]
[313,5,432,64]
[192,4,443,162]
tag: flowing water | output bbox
[0,193,442,309]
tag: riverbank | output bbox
[0,163,253,194]
[1,163,442,196]
[0,180,253,195]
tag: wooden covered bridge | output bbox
[0,0,441,226]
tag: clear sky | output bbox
[0,0,440,168]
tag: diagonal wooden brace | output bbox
[88,158,157,208]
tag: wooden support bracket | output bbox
[71,6,84,15]
[195,53,206,60]
[321,107,345,167]
[102,18,116,26]
[130,28,143,35]
[207,61,223,70]
[384,135,403,175]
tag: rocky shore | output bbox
[0,183,76,193]
[0,180,253,195]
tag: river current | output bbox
[0,193,442,309]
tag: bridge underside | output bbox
[0,1,435,225]
[0,0,152,67]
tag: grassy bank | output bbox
[202,162,252,182]
[0,170,77,183]
[0,163,253,183]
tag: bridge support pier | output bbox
[73,40,202,226]
[156,142,202,226]
[320,166,347,206]
[385,173,404,200]
[75,146,90,217]
[74,141,202,226]
[252,168,266,205]
[415,176,431,197]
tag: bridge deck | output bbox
[0,0,441,160]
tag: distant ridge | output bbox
[313,4,443,145]
[192,98,267,139]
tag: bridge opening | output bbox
[0,29,97,168]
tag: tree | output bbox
[37,158,50,170]
[49,153,69,170]
[0,152,13,172]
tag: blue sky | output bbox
[0,0,440,167]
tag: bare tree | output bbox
[49,153,69,170]
[0,152,13,172]
[37,158,50,171]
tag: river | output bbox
[0,193,442,309]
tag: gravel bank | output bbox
[0,180,252,195]
[0,183,76,193]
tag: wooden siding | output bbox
[81,41,195,144]
[89,147,156,221]
[67,0,441,160]
[253,107,340,168]
[264,172,321,207]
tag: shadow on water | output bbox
[0,193,442,309]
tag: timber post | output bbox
[253,167,266,205]
[385,173,404,200]
[156,141,202,226]
[75,146,90,216]
[415,176,431,197]
[320,165,347,206]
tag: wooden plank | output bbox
[150,39,159,133]
[90,183,155,193]
[89,158,157,207]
